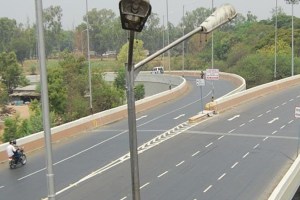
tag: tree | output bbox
[134,84,145,100]
[117,39,147,64]
[43,5,63,55]
[0,82,8,108]
[114,67,126,90]
[0,52,28,94]
[0,17,17,52]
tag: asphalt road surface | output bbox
[0,77,236,200]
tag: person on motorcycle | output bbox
[6,140,20,164]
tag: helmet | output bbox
[9,140,16,145]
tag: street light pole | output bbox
[274,0,278,79]
[126,30,141,200]
[35,0,56,199]
[166,0,171,71]
[119,1,152,199]
[182,5,185,76]
[211,0,215,101]
[86,0,93,113]
[285,0,299,76]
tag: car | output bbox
[151,66,164,74]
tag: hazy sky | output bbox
[0,0,300,30]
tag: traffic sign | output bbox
[206,69,219,80]
[295,107,300,118]
[196,79,205,86]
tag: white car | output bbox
[151,67,164,74]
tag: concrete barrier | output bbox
[268,154,300,200]
[0,74,188,163]
[206,75,300,113]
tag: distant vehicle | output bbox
[151,66,164,74]
[102,50,117,57]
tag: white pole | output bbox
[35,0,56,199]
[166,0,170,71]
[182,5,185,76]
[86,0,93,113]
[274,0,278,79]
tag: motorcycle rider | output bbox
[6,140,20,164]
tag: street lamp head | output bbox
[119,0,152,32]
[285,0,299,4]
[200,4,237,34]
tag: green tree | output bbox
[0,52,28,94]
[114,67,126,90]
[2,117,19,142]
[117,39,147,64]
[0,17,18,52]
[134,84,145,100]
[43,5,63,55]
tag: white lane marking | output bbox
[120,197,127,200]
[176,160,185,167]
[282,102,287,105]
[290,99,294,102]
[253,144,259,149]
[289,120,294,124]
[192,151,200,157]
[266,110,272,113]
[240,123,245,127]
[228,115,240,121]
[205,142,213,148]
[243,152,249,158]
[0,186,4,189]
[272,130,278,135]
[218,173,226,181]
[274,106,279,109]
[263,137,269,141]
[174,114,185,120]
[249,119,255,123]
[268,117,279,124]
[158,171,168,178]
[203,185,213,193]
[280,125,286,129]
[136,115,148,121]
[297,95,300,98]
[231,162,239,169]
[18,168,46,181]
[228,129,235,133]
[218,135,224,140]
[140,182,150,189]
[257,114,263,118]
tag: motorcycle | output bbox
[9,147,27,169]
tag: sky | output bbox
[0,0,300,30]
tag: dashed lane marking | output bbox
[157,171,168,178]
[217,173,226,181]
[205,142,213,148]
[203,185,212,193]
[243,152,249,159]
[192,151,200,157]
[140,182,150,189]
[231,162,239,169]
[176,161,185,167]
[253,144,260,149]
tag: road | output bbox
[54,83,300,200]
[0,76,236,200]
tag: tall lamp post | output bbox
[119,0,151,199]
[182,5,185,76]
[274,0,278,79]
[85,0,93,113]
[285,0,299,76]
[211,0,215,101]
[35,0,56,199]
[119,2,236,200]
